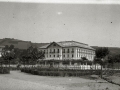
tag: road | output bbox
[0,71,119,90]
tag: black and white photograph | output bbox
[0,0,120,90]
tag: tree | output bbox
[95,47,109,63]
[20,49,28,67]
[94,47,109,78]
[9,45,14,51]
[114,54,120,63]
[1,45,15,68]
[30,47,45,66]
[107,54,120,68]
[4,45,9,50]
[11,48,24,65]
[19,46,45,67]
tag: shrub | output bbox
[0,68,10,74]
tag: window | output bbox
[68,49,69,53]
[63,55,65,57]
[50,55,51,57]
[72,54,74,57]
[54,49,55,53]
[54,55,55,57]
[58,49,59,53]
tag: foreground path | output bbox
[0,71,65,90]
[0,71,120,90]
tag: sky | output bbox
[0,0,120,47]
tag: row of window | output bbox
[77,54,94,57]
[40,48,95,54]
[77,48,95,54]
[46,54,93,59]
[63,54,74,58]
[41,49,74,53]
[46,54,74,58]
[77,54,94,59]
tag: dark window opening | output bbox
[72,54,74,57]
[68,49,69,53]
[58,49,59,53]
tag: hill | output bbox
[0,38,48,49]
[92,46,120,55]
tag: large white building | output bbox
[39,41,95,61]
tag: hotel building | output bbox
[39,41,95,61]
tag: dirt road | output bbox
[0,71,119,90]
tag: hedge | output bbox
[21,67,103,77]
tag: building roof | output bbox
[39,41,95,50]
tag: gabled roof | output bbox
[39,41,95,50]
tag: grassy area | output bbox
[103,73,120,86]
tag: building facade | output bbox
[39,41,95,61]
